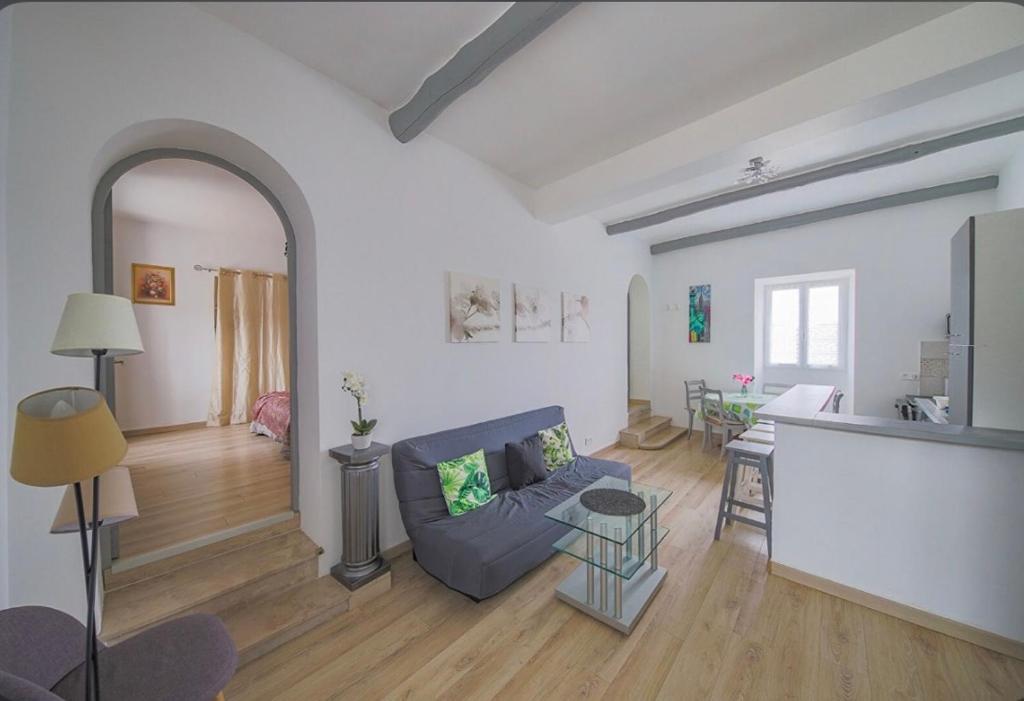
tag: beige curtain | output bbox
[208,270,289,426]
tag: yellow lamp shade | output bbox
[10,387,127,487]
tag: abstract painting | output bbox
[689,284,711,343]
[132,263,175,305]
[561,292,591,343]
[514,284,552,342]
[448,271,501,343]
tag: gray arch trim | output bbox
[92,148,301,513]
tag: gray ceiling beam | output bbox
[609,115,1024,235]
[388,1,578,143]
[650,175,998,255]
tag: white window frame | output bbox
[764,277,849,371]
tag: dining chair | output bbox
[683,379,706,440]
[762,382,793,396]
[700,389,748,457]
[832,389,845,413]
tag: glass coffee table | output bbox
[544,475,672,634]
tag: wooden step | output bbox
[618,415,671,448]
[105,513,301,592]
[101,528,321,645]
[220,575,351,666]
[639,425,687,450]
[627,399,651,426]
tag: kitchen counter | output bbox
[757,385,1024,452]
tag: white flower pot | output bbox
[352,433,372,450]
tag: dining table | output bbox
[715,392,776,426]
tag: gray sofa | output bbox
[391,406,631,600]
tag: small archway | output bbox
[92,147,302,558]
[627,274,652,405]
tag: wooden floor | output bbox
[117,424,292,560]
[225,437,1024,700]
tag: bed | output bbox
[250,391,291,454]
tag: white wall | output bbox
[997,149,1024,211]
[774,422,1024,643]
[111,214,286,431]
[1,3,652,620]
[0,6,12,610]
[652,190,996,425]
[627,275,651,402]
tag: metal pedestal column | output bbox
[329,442,391,590]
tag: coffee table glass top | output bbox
[544,476,672,544]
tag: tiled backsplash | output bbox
[919,340,949,396]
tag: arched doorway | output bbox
[93,148,300,562]
[627,274,652,405]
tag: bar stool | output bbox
[715,440,774,558]
[738,427,774,445]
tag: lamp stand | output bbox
[74,477,102,701]
[79,348,107,701]
[91,349,107,395]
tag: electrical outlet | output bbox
[584,437,593,447]
[900,372,919,381]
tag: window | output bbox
[765,279,846,369]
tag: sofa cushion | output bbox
[505,434,547,489]
[437,449,496,517]
[410,455,630,599]
[538,421,573,470]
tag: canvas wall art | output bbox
[561,292,591,343]
[132,263,175,305]
[448,271,501,343]
[689,284,711,343]
[514,284,552,342]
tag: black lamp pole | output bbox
[72,349,109,701]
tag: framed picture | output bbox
[561,292,590,343]
[132,263,175,305]
[689,284,710,343]
[448,271,501,342]
[514,284,552,342]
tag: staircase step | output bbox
[627,399,651,426]
[101,529,321,645]
[619,415,671,447]
[105,513,301,593]
[639,425,687,450]
[220,575,351,667]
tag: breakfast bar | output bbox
[756,385,1024,660]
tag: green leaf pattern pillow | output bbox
[538,422,573,470]
[437,449,495,517]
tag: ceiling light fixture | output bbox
[737,156,780,186]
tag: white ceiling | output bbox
[199,1,960,188]
[430,2,962,187]
[112,159,285,244]
[197,2,509,110]
[191,1,1024,248]
[597,70,1024,246]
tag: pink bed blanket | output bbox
[251,391,291,444]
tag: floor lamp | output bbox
[10,388,130,701]
[51,292,145,392]
[43,292,144,701]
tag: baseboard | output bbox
[381,540,412,561]
[769,562,1024,661]
[123,421,207,437]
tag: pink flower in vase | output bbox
[732,373,755,393]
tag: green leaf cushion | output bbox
[436,449,496,517]
[538,422,573,470]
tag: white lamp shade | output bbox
[51,293,144,357]
[51,466,139,533]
